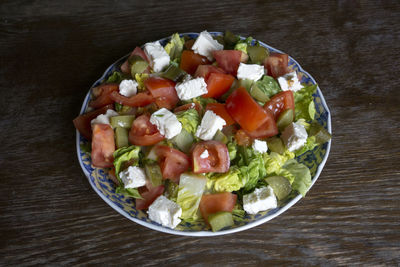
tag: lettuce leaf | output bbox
[207,167,244,193]
[254,75,281,99]
[294,84,317,121]
[234,37,253,53]
[236,147,267,193]
[164,33,185,61]
[177,173,207,220]
[263,150,295,175]
[227,140,237,161]
[282,159,312,197]
[134,73,149,91]
[295,136,318,156]
[175,108,200,135]
[106,71,125,83]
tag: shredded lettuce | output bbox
[234,37,253,53]
[134,73,149,91]
[207,167,244,193]
[263,150,295,175]
[236,147,267,193]
[294,84,317,121]
[227,140,237,161]
[177,174,207,220]
[175,108,200,135]
[106,71,125,83]
[164,33,185,61]
[255,75,282,99]
[295,136,318,156]
[282,159,312,197]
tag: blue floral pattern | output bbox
[76,32,331,236]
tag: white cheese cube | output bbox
[144,41,170,72]
[200,149,209,159]
[119,79,138,97]
[243,186,277,214]
[237,63,265,81]
[191,30,223,61]
[277,71,303,92]
[90,109,119,126]
[195,110,226,140]
[150,108,182,139]
[148,195,182,229]
[281,122,308,152]
[252,139,268,153]
[119,166,147,189]
[175,77,208,100]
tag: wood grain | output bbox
[1,0,399,265]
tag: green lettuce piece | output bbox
[255,75,282,99]
[263,150,295,175]
[234,37,253,53]
[227,141,237,161]
[106,71,125,83]
[236,147,267,193]
[113,146,142,199]
[282,159,312,197]
[295,136,318,156]
[177,173,207,220]
[134,73,149,91]
[207,167,244,193]
[294,84,317,121]
[164,33,185,61]
[175,108,200,135]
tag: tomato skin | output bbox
[192,141,230,173]
[91,124,115,168]
[212,50,242,76]
[263,91,295,120]
[144,77,179,110]
[174,102,203,115]
[129,114,165,146]
[109,90,154,107]
[205,103,235,126]
[136,185,165,210]
[73,104,114,140]
[199,192,237,223]
[235,129,252,146]
[180,50,210,75]
[89,83,119,109]
[155,146,190,183]
[264,53,289,78]
[244,109,278,139]
[202,73,235,98]
[121,46,150,74]
[225,87,269,132]
[194,65,225,80]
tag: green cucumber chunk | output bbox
[265,176,292,200]
[223,31,239,48]
[144,162,163,187]
[309,121,332,144]
[171,129,194,153]
[208,211,234,232]
[267,137,285,155]
[110,115,135,129]
[129,55,149,77]
[115,127,129,148]
[161,64,187,82]
[247,45,269,64]
[238,79,254,91]
[213,130,228,144]
[250,83,270,103]
[277,109,294,132]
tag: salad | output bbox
[74,31,331,232]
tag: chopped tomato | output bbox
[91,124,115,168]
[199,192,237,223]
[180,50,210,75]
[89,83,119,109]
[194,65,225,80]
[174,102,202,115]
[264,53,289,78]
[235,129,252,146]
[264,91,295,120]
[155,146,190,183]
[205,103,235,126]
[129,114,165,146]
[73,104,114,140]
[144,77,179,110]
[136,184,165,210]
[244,109,278,139]
[202,73,235,98]
[109,90,154,107]
[121,46,150,74]
[212,50,242,76]
[225,87,269,132]
[192,141,230,173]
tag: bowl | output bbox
[76,32,331,236]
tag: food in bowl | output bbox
[74,31,331,233]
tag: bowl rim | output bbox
[76,31,332,236]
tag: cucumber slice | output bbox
[213,130,228,144]
[208,211,234,232]
[265,176,292,200]
[250,83,270,103]
[115,127,129,148]
[161,64,186,82]
[247,45,269,64]
[277,109,294,132]
[110,115,135,129]
[267,137,285,155]
[238,79,254,91]
[129,55,149,77]
[144,162,163,187]
[171,129,194,153]
[310,121,332,144]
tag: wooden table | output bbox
[1,0,399,265]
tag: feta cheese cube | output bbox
[277,71,303,92]
[175,77,208,100]
[119,166,147,189]
[144,41,170,72]
[90,109,119,126]
[148,195,182,229]
[119,79,138,97]
[243,186,277,214]
[195,110,226,140]
[237,63,265,81]
[281,122,308,152]
[191,30,223,60]
[200,149,209,159]
[150,108,182,139]
[252,139,268,153]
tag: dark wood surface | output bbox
[1,0,399,265]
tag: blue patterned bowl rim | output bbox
[76,32,331,236]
